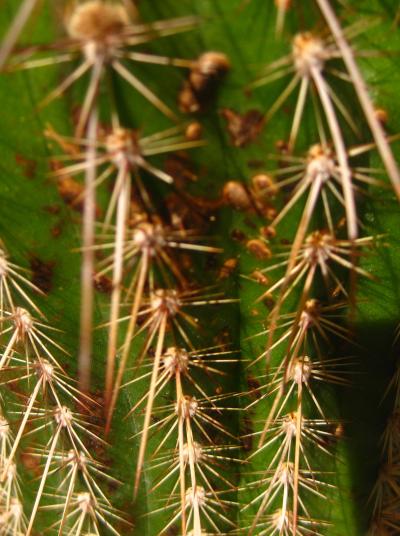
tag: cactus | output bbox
[0,1,399,535]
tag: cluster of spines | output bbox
[0,241,126,535]
[368,353,400,534]
[238,1,399,534]
[0,0,229,395]
[0,242,43,536]
[143,346,239,534]
[0,1,236,534]
[1,0,400,535]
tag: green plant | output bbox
[0,1,400,535]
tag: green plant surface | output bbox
[0,1,400,535]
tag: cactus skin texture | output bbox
[0,1,400,535]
